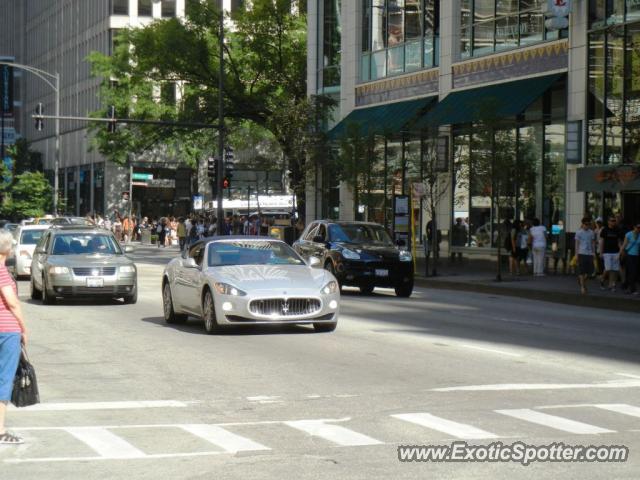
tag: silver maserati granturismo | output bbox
[161,237,340,333]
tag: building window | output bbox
[138,0,152,17]
[461,0,562,60]
[317,0,342,97]
[361,0,440,82]
[587,4,640,165]
[111,0,129,15]
[161,0,176,17]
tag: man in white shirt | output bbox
[575,217,596,295]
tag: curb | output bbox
[414,277,639,313]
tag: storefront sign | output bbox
[577,165,640,192]
[193,195,204,211]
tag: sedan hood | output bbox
[47,254,134,267]
[208,265,329,292]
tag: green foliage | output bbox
[2,172,52,219]
[87,0,331,217]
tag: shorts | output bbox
[0,333,21,401]
[602,253,620,272]
[578,254,594,276]
[513,248,528,261]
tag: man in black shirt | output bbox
[600,217,624,291]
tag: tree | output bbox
[2,172,52,219]
[337,124,376,220]
[88,0,322,215]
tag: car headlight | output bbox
[399,250,412,262]
[48,266,70,275]
[214,282,247,296]
[321,281,339,295]
[120,265,136,273]
[341,248,360,260]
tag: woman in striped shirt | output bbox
[0,230,27,444]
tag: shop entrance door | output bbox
[623,192,640,227]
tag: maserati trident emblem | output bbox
[281,300,290,314]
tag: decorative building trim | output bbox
[356,68,439,106]
[452,40,569,88]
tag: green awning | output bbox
[328,96,436,140]
[413,74,562,129]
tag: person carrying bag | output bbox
[0,230,28,444]
[12,347,39,408]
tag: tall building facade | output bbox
[307,0,640,252]
[1,0,242,219]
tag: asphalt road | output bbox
[2,245,639,479]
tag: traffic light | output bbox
[34,103,44,131]
[223,176,230,189]
[107,105,116,133]
[224,146,234,181]
[207,156,217,179]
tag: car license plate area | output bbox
[86,277,104,288]
[375,269,389,277]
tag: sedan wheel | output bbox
[123,284,138,305]
[30,276,42,300]
[42,276,56,305]
[203,290,222,334]
[163,282,187,324]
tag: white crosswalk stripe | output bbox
[495,409,615,435]
[391,413,500,439]
[63,427,146,459]
[284,419,383,446]
[593,404,640,418]
[179,424,270,453]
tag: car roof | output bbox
[17,224,52,231]
[189,235,278,249]
[50,226,108,234]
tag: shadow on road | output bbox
[141,316,318,336]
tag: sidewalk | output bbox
[414,254,640,313]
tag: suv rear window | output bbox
[20,229,47,245]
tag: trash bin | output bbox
[141,228,152,245]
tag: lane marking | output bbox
[63,427,146,459]
[432,380,640,392]
[495,409,615,435]
[5,451,224,464]
[9,400,189,412]
[593,404,640,419]
[284,420,383,446]
[392,413,499,440]
[615,373,640,379]
[179,424,270,453]
[458,344,523,358]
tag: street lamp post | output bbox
[0,61,61,214]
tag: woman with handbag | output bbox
[620,223,640,295]
[0,230,27,444]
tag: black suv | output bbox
[293,220,414,297]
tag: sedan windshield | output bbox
[51,234,122,255]
[20,229,47,245]
[208,241,305,267]
[329,224,393,245]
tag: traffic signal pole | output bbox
[216,0,225,234]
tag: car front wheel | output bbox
[394,281,414,298]
[203,289,222,334]
[30,276,42,300]
[123,284,138,304]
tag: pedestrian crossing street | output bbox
[3,403,639,463]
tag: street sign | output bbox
[1,127,16,145]
[132,172,154,181]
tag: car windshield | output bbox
[20,229,47,245]
[208,241,305,267]
[329,224,393,245]
[51,234,122,255]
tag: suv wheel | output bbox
[42,276,56,305]
[394,280,414,298]
[30,276,42,300]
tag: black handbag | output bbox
[11,347,40,408]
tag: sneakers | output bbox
[0,432,24,444]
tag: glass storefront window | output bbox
[388,44,405,76]
[66,168,77,216]
[405,39,422,71]
[79,167,91,216]
[495,14,519,51]
[161,0,176,18]
[318,0,341,95]
[405,0,422,39]
[371,49,387,80]
[607,0,625,24]
[543,124,565,228]
[519,10,543,45]
[94,164,105,216]
[605,27,624,164]
[473,20,495,55]
[588,31,605,165]
[625,23,640,163]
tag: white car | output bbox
[13,225,51,277]
[162,237,340,334]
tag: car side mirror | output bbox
[124,245,135,254]
[308,256,321,268]
[312,235,325,244]
[184,257,199,269]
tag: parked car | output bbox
[30,226,137,304]
[162,237,339,333]
[12,224,51,278]
[292,221,414,297]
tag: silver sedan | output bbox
[162,237,340,333]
